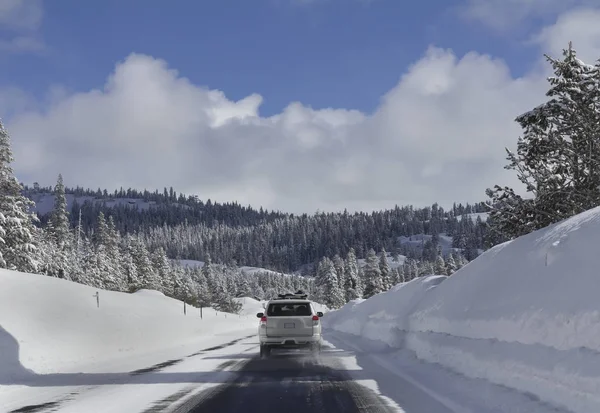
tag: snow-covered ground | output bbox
[326,206,600,413]
[0,269,258,410]
[0,270,255,377]
[323,331,569,413]
[233,296,266,316]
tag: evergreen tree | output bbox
[121,235,139,291]
[487,43,600,239]
[49,174,71,248]
[419,261,433,277]
[333,254,345,291]
[408,259,418,281]
[237,274,252,297]
[193,268,211,306]
[344,248,362,301]
[363,249,383,298]
[315,257,345,309]
[445,253,457,276]
[397,264,405,283]
[434,253,446,275]
[131,238,160,291]
[0,120,38,272]
[93,211,109,246]
[379,249,392,290]
[151,247,174,296]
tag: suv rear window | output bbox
[267,302,312,317]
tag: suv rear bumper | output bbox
[260,335,321,346]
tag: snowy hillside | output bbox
[397,232,457,255]
[325,206,600,413]
[0,269,257,381]
[175,259,293,277]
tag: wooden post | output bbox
[184,301,187,315]
[93,292,99,308]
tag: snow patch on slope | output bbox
[326,206,600,413]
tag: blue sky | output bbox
[1,0,540,116]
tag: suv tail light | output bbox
[312,315,319,321]
[260,316,267,323]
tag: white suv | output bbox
[256,292,323,358]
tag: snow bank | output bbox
[325,206,600,413]
[0,269,256,379]
[234,296,266,316]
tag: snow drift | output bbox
[0,269,256,380]
[325,206,600,413]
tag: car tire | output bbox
[311,342,321,355]
[260,345,271,358]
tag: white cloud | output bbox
[532,8,600,63]
[0,0,44,54]
[4,6,600,214]
[460,0,595,30]
[0,36,44,53]
[0,0,42,31]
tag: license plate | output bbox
[284,323,295,329]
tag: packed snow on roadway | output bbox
[325,206,600,413]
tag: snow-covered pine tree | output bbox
[0,120,38,272]
[131,237,160,291]
[419,261,433,277]
[174,266,196,304]
[451,250,463,271]
[49,174,71,249]
[344,248,362,301]
[106,216,125,290]
[237,274,252,297]
[192,267,211,307]
[363,249,383,298]
[379,249,392,290]
[333,254,345,291]
[487,43,600,239]
[396,265,406,283]
[445,253,457,276]
[434,253,446,275]
[93,211,110,247]
[151,247,174,296]
[315,257,345,309]
[408,259,418,281]
[80,238,104,288]
[120,235,139,291]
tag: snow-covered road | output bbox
[2,329,571,413]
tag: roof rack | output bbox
[277,290,308,300]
